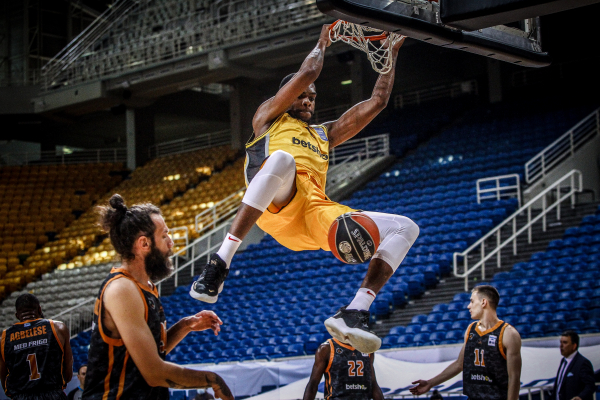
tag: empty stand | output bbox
[23,100,600,367]
[0,163,124,300]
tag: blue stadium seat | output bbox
[413,333,431,346]
[389,326,406,336]
[441,312,458,321]
[432,304,449,313]
[456,310,471,320]
[435,322,453,332]
[426,313,443,323]
[429,331,446,343]
[444,330,463,342]
[420,323,438,333]
[529,324,547,337]
[396,334,414,347]
[382,335,399,348]
[411,315,428,324]
[405,325,422,334]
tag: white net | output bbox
[329,20,405,75]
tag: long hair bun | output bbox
[109,194,127,213]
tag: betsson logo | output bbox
[346,384,367,390]
[471,374,493,383]
[291,137,329,160]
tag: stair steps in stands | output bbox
[373,200,600,337]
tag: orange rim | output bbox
[329,19,388,42]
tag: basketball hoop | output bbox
[329,20,405,75]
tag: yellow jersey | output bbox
[244,113,330,189]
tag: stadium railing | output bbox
[148,130,231,159]
[476,174,521,208]
[327,133,390,187]
[0,148,126,166]
[525,108,599,184]
[453,169,583,291]
[41,0,140,89]
[393,80,478,109]
[190,134,390,238]
[48,133,391,337]
[40,0,328,90]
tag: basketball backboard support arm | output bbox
[316,0,550,67]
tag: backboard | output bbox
[316,0,550,67]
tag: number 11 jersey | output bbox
[463,320,510,400]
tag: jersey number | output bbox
[27,354,41,381]
[474,349,485,367]
[348,360,364,377]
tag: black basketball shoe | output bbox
[189,254,229,303]
[324,306,381,353]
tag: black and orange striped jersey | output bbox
[1,318,66,397]
[463,320,510,400]
[324,338,373,400]
[83,268,168,400]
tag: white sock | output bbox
[216,233,242,268]
[347,288,377,311]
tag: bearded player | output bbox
[84,195,233,400]
[190,24,419,354]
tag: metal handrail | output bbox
[148,130,231,159]
[476,174,521,208]
[170,226,189,249]
[525,108,599,184]
[393,80,478,109]
[195,188,246,235]
[41,0,328,90]
[329,133,390,165]
[41,0,140,88]
[453,170,583,291]
[49,297,95,338]
[158,218,234,294]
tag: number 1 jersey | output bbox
[1,318,66,397]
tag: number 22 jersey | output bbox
[324,338,373,400]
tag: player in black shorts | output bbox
[0,294,73,400]
[303,337,383,400]
[410,286,522,400]
[83,195,233,400]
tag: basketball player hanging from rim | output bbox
[190,24,419,354]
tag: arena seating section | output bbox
[4,100,599,369]
[162,157,245,239]
[0,164,124,300]
[0,146,240,329]
[58,145,237,267]
[69,100,600,367]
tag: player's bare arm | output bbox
[103,278,233,399]
[371,353,385,400]
[410,338,466,395]
[325,37,405,148]
[252,24,331,137]
[0,332,7,391]
[503,325,522,400]
[53,320,74,385]
[302,343,330,400]
[165,310,223,354]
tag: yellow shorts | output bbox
[256,170,354,252]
